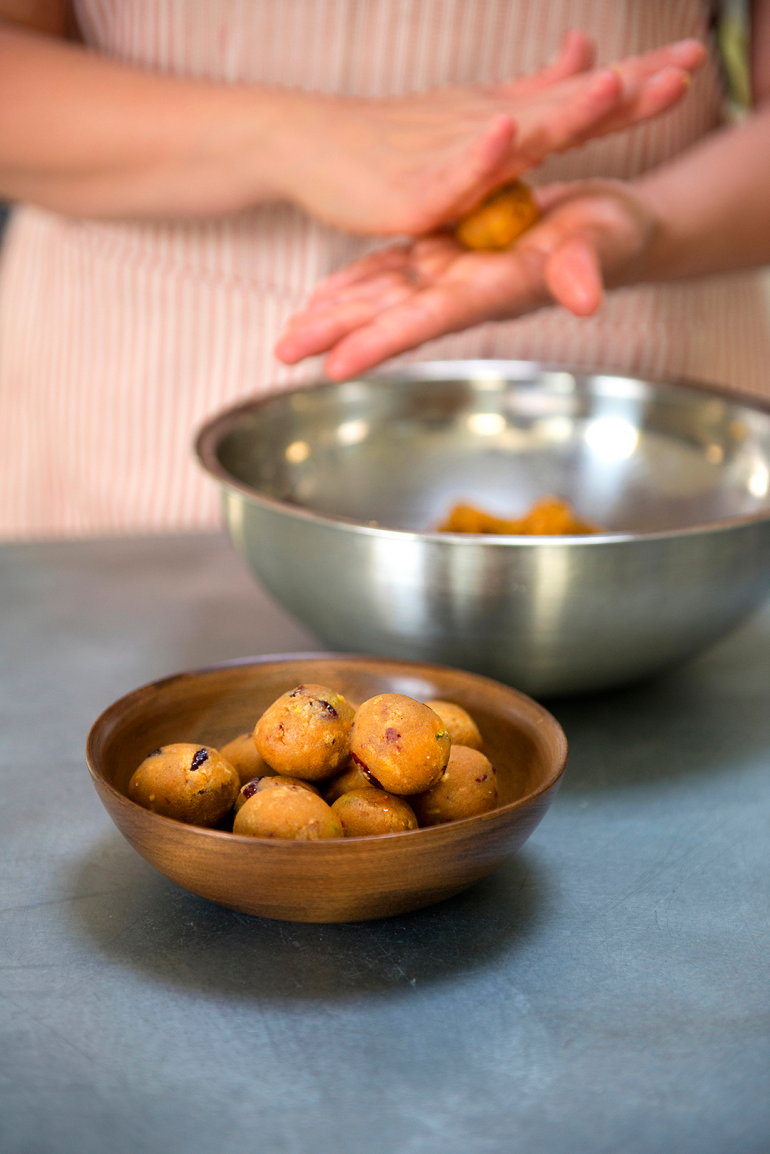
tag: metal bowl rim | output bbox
[195,360,770,544]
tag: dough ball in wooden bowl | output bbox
[323,761,376,804]
[331,789,418,837]
[233,785,343,841]
[128,743,239,827]
[349,694,451,795]
[234,774,320,813]
[255,683,355,780]
[411,746,498,826]
[424,700,483,750]
[219,732,276,786]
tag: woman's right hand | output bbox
[270,33,704,236]
[0,20,701,226]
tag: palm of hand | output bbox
[283,34,702,236]
[275,182,655,379]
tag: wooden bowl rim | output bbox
[86,652,568,848]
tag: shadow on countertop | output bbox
[69,832,552,1002]
[547,606,770,794]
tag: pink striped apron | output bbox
[1,0,768,538]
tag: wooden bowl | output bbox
[86,655,568,923]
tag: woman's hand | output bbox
[274,34,704,236]
[0,21,701,224]
[275,180,656,378]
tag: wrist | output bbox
[260,90,359,216]
[179,82,307,211]
[226,85,324,206]
[627,176,686,283]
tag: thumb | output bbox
[544,236,604,315]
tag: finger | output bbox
[609,64,693,128]
[544,237,604,315]
[277,299,379,365]
[280,236,462,362]
[306,247,413,307]
[276,273,419,363]
[611,38,705,90]
[574,65,693,141]
[323,292,462,379]
[546,29,597,80]
[422,113,516,224]
[511,68,623,163]
[323,258,533,379]
[510,36,703,103]
[307,235,457,312]
[499,37,704,164]
[499,30,596,95]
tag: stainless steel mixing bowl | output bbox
[196,361,770,696]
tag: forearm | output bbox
[0,24,298,218]
[0,20,707,237]
[634,102,770,282]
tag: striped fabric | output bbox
[0,0,768,538]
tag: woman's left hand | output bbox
[275,180,657,378]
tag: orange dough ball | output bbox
[128,743,239,827]
[331,789,418,837]
[219,732,276,786]
[349,694,451,795]
[411,745,498,826]
[323,762,377,804]
[233,786,343,840]
[455,179,539,252]
[254,684,355,781]
[425,700,482,750]
[234,774,319,813]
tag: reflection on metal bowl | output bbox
[196,361,770,696]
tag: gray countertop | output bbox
[1,533,768,1154]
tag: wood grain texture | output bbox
[86,655,568,922]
